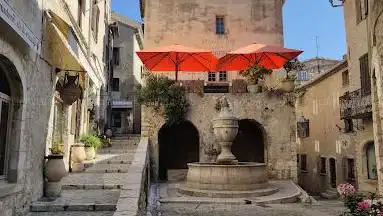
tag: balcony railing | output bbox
[340,89,372,119]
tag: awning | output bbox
[43,10,84,73]
[112,101,133,109]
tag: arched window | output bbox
[366,142,377,180]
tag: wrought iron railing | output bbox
[339,89,372,119]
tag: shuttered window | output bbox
[360,54,370,96]
[297,119,310,138]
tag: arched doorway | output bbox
[158,121,199,181]
[0,55,23,182]
[232,119,265,163]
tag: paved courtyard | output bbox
[155,201,345,216]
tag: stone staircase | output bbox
[320,187,339,199]
[28,136,140,216]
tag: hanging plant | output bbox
[137,73,189,125]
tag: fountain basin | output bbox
[178,162,278,198]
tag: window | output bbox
[219,71,227,81]
[112,78,120,92]
[344,119,353,133]
[113,47,120,66]
[297,118,310,138]
[78,0,85,27]
[347,158,356,181]
[91,0,100,42]
[360,54,370,96]
[216,16,225,35]
[0,97,9,176]
[366,142,377,180]
[301,154,307,172]
[356,0,369,23]
[208,72,216,82]
[342,70,349,87]
[320,157,327,175]
[112,112,122,128]
[297,71,309,81]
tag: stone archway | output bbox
[0,54,23,183]
[158,121,200,181]
[232,119,266,163]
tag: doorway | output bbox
[232,119,265,163]
[329,158,337,188]
[158,121,199,181]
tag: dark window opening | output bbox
[112,111,122,128]
[113,47,120,66]
[216,16,225,35]
[342,70,349,87]
[347,158,356,181]
[344,119,353,133]
[112,78,119,92]
[297,118,310,138]
[320,157,327,174]
[301,154,307,172]
[208,72,216,82]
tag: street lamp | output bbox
[329,0,345,7]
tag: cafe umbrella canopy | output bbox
[136,44,218,81]
[217,43,303,71]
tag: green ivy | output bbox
[137,73,189,125]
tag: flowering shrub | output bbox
[338,183,383,216]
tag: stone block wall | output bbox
[142,92,297,182]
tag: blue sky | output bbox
[112,0,346,61]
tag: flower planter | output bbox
[280,79,295,92]
[85,146,96,160]
[71,144,86,163]
[45,155,66,182]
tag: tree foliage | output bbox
[137,73,189,125]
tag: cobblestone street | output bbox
[156,201,345,216]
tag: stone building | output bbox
[110,13,143,135]
[295,61,357,195]
[340,0,376,194]
[140,0,298,182]
[140,0,287,86]
[294,58,340,87]
[0,0,111,214]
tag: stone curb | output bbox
[30,203,116,212]
[113,137,149,216]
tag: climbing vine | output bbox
[137,73,189,125]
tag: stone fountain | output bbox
[178,96,278,198]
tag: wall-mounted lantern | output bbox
[56,73,83,105]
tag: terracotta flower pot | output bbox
[71,144,86,163]
[85,146,96,160]
[45,155,66,182]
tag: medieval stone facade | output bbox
[0,0,111,214]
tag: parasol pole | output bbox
[175,53,179,81]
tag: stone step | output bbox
[112,135,140,140]
[62,173,129,188]
[98,149,138,154]
[85,164,130,173]
[28,211,114,216]
[30,190,120,212]
[103,144,138,149]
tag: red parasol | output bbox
[217,43,303,71]
[136,44,218,81]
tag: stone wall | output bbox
[142,92,297,182]
[0,30,53,215]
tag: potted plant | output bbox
[45,143,66,183]
[239,66,272,93]
[280,59,304,92]
[80,135,102,160]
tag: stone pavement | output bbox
[28,136,140,216]
[155,200,346,216]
